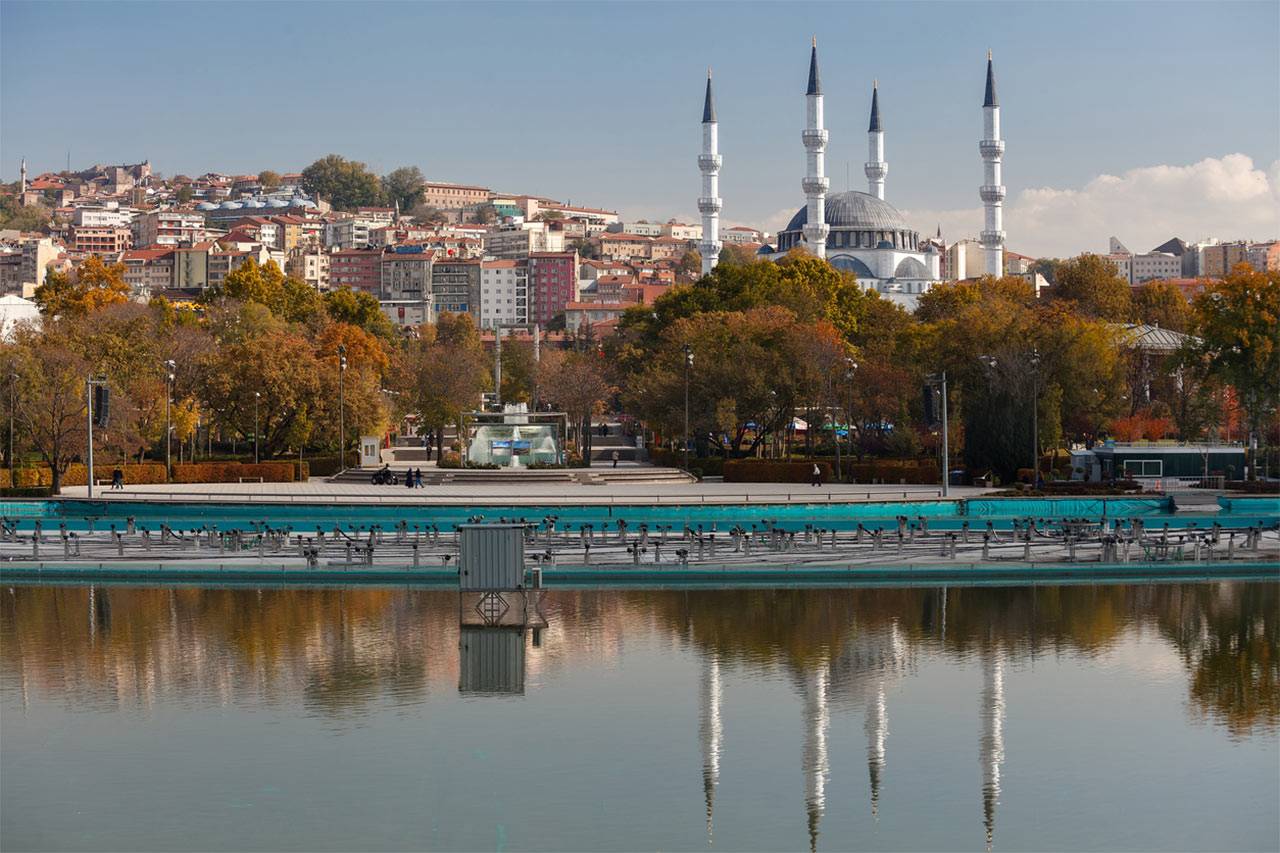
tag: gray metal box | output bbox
[458,523,526,590]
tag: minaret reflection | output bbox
[699,654,723,844]
[865,679,887,818]
[800,665,830,853]
[979,648,1006,850]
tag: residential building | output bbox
[1102,252,1131,282]
[355,207,395,224]
[1200,241,1250,277]
[134,210,205,247]
[482,220,566,259]
[324,217,383,250]
[943,238,986,280]
[228,216,281,249]
[380,246,434,300]
[73,206,132,228]
[71,225,131,257]
[208,249,264,291]
[1130,251,1182,284]
[431,259,482,318]
[0,250,22,294]
[650,236,686,261]
[480,259,529,328]
[599,232,653,260]
[121,248,175,297]
[420,182,491,210]
[286,247,330,291]
[1247,241,1280,272]
[270,214,316,252]
[564,301,628,333]
[611,221,664,237]
[527,251,579,325]
[20,237,58,290]
[722,225,766,244]
[329,247,382,293]
[174,241,216,291]
[663,222,702,241]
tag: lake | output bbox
[2,582,1277,851]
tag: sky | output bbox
[2,1,1277,257]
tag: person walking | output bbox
[414,468,424,488]
[611,450,620,468]
[111,467,124,490]
[811,463,822,487]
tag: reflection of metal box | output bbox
[458,524,525,590]
[459,627,525,695]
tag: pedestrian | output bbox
[111,467,124,490]
[811,463,822,487]
[405,468,414,489]
[414,468,424,488]
[611,450,620,468]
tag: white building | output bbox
[480,259,529,328]
[73,206,133,228]
[324,217,382,250]
[483,220,566,260]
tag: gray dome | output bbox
[197,202,217,210]
[785,190,907,232]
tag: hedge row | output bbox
[724,460,833,483]
[172,462,303,483]
[1,464,168,488]
[305,452,359,478]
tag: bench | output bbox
[238,476,265,483]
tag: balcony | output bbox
[801,128,828,148]
[697,154,722,171]
[979,139,1005,158]
[979,185,1006,203]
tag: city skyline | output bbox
[2,1,1278,257]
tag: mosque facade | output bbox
[699,42,1006,308]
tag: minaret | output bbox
[865,81,887,200]
[979,50,1006,277]
[801,38,830,259]
[698,69,723,276]
[699,655,723,844]
[20,158,27,195]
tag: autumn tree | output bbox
[33,256,130,318]
[7,322,89,493]
[1132,279,1191,331]
[394,313,489,460]
[1050,253,1132,321]
[1192,264,1280,477]
[538,349,612,465]
[258,170,282,190]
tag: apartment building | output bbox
[71,225,131,257]
[380,246,434,300]
[134,210,205,247]
[421,182,491,210]
[122,248,176,297]
[285,247,330,291]
[329,248,382,293]
[480,259,529,328]
[482,221,567,260]
[527,252,578,325]
[431,259,481,318]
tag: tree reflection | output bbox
[1,582,1275,734]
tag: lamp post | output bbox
[338,344,347,472]
[1029,348,1041,486]
[8,372,17,472]
[682,344,693,472]
[253,391,261,464]
[836,358,857,482]
[163,360,175,478]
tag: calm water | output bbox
[2,582,1277,852]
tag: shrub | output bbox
[438,452,463,469]
[171,462,298,483]
[305,453,358,477]
[0,486,53,497]
[1,464,168,488]
[724,460,833,483]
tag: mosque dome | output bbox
[197,202,217,211]
[784,190,907,232]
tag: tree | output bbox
[33,256,130,318]
[539,349,611,465]
[0,196,50,232]
[716,243,756,267]
[1051,254,1132,321]
[324,288,395,341]
[258,170,282,190]
[395,315,489,460]
[500,338,537,405]
[381,166,425,213]
[534,209,565,221]
[1132,280,1191,332]
[7,322,89,494]
[175,185,194,204]
[1192,264,1280,476]
[677,249,702,282]
[300,154,386,211]
[470,203,498,225]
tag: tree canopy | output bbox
[300,154,386,211]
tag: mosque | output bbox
[697,41,1007,307]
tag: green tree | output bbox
[324,288,396,341]
[470,203,498,225]
[539,348,612,465]
[677,249,702,282]
[1051,253,1132,321]
[175,185,194,204]
[7,321,89,494]
[0,196,50,232]
[1132,279,1191,332]
[395,314,489,459]
[1192,264,1280,476]
[381,166,425,212]
[408,203,446,225]
[534,209,565,221]
[300,154,386,211]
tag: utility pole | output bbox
[164,360,175,479]
[254,392,261,464]
[683,344,694,472]
[1030,349,1040,485]
[338,344,347,472]
[494,327,503,407]
[8,372,16,472]
[940,371,950,497]
[86,380,94,499]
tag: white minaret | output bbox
[19,158,27,195]
[698,69,723,276]
[979,50,1006,277]
[801,38,830,259]
[865,81,887,200]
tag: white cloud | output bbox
[903,154,1280,258]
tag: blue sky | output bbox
[3,1,1277,255]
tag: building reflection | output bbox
[2,582,1276,849]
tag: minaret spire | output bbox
[801,37,830,259]
[19,157,27,196]
[979,51,1005,276]
[698,68,723,276]
[865,80,887,200]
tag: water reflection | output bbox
[2,582,1277,850]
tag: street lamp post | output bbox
[939,370,950,497]
[163,360,175,478]
[8,372,17,472]
[682,344,693,472]
[1029,348,1041,486]
[338,344,347,472]
[253,391,261,464]
[837,358,857,482]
